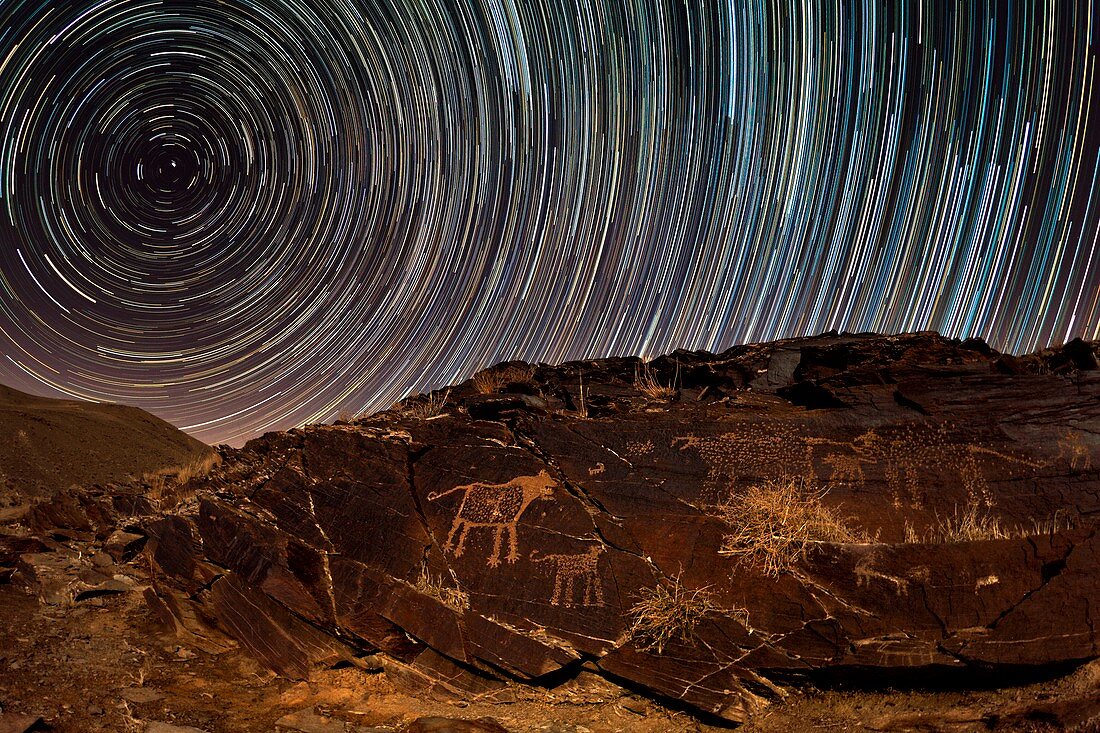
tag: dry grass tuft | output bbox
[931,505,1013,542]
[405,389,450,419]
[1029,510,1076,536]
[718,477,867,577]
[573,374,589,418]
[628,573,735,654]
[414,564,469,611]
[904,505,1075,544]
[472,364,535,394]
[175,452,222,485]
[634,362,677,400]
[144,451,222,501]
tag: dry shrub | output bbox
[414,564,469,611]
[405,389,450,419]
[634,362,676,400]
[175,452,222,484]
[144,451,222,502]
[719,477,866,577]
[472,364,535,394]
[628,573,742,653]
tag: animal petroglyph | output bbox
[850,424,1042,509]
[588,462,606,476]
[674,421,1043,509]
[854,554,930,597]
[673,425,826,496]
[428,471,557,567]
[531,544,605,607]
[1056,430,1092,470]
[824,452,865,486]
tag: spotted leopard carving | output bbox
[428,471,557,567]
[673,425,821,495]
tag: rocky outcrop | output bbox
[0,383,209,501]
[98,333,1100,723]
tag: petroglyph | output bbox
[530,544,605,607]
[824,452,865,486]
[855,556,910,596]
[1056,430,1092,470]
[428,471,557,567]
[626,439,654,455]
[976,575,999,589]
[675,421,1044,509]
[673,425,827,496]
[855,555,930,597]
[850,423,1042,509]
[588,462,606,476]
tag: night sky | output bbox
[0,1,1098,446]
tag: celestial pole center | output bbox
[0,1,1097,445]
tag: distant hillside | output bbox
[0,384,209,504]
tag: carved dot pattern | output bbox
[0,2,1098,444]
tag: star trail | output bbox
[0,1,1098,445]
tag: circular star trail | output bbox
[1,1,1098,445]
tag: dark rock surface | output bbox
[39,332,1100,725]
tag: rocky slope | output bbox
[0,383,209,504]
[12,331,1100,730]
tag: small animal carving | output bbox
[428,471,557,567]
[530,545,605,606]
[854,552,924,596]
[824,452,865,485]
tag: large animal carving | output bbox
[850,424,1043,509]
[428,471,557,567]
[530,544,605,607]
[673,425,820,495]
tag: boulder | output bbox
[129,333,1100,722]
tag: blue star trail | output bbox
[0,1,1097,445]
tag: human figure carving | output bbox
[428,471,557,567]
[530,545,605,606]
[1056,430,1092,470]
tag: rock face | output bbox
[138,332,1099,723]
[0,383,209,501]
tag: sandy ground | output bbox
[2,573,1098,733]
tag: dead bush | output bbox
[404,389,450,419]
[634,362,676,400]
[144,451,222,504]
[472,364,535,394]
[719,477,866,577]
[628,573,741,653]
[414,564,469,611]
[175,452,222,485]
